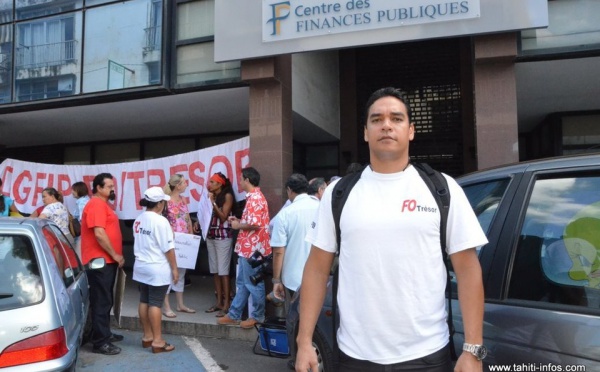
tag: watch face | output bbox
[475,345,487,360]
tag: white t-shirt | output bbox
[270,193,320,291]
[306,165,488,364]
[132,211,175,286]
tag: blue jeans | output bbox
[228,255,265,321]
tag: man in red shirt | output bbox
[81,173,125,355]
[217,167,271,329]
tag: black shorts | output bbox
[339,344,452,372]
[137,282,169,308]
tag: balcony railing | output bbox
[144,26,161,52]
[16,40,77,68]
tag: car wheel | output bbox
[312,327,334,372]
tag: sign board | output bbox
[215,0,548,62]
[174,232,202,270]
[262,0,481,42]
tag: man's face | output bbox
[240,176,250,192]
[98,178,115,201]
[363,96,414,161]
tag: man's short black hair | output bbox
[363,87,412,124]
[241,167,260,187]
[308,177,326,196]
[285,173,309,194]
[92,173,113,194]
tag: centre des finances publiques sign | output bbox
[262,0,481,42]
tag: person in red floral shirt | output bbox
[217,167,271,329]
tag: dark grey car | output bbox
[287,154,600,370]
[0,217,103,371]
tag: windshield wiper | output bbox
[0,293,14,299]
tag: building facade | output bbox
[0,0,599,217]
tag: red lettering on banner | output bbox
[235,148,250,193]
[13,171,32,205]
[209,156,234,182]
[1,166,13,196]
[169,164,188,177]
[127,171,145,210]
[148,169,166,188]
[57,174,72,196]
[33,173,48,206]
[83,175,95,196]
[189,161,205,202]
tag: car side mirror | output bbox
[87,257,106,270]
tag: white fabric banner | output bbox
[0,137,250,239]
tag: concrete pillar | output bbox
[241,56,292,217]
[473,33,520,170]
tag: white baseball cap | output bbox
[144,186,171,202]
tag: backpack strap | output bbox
[330,171,361,368]
[332,171,362,254]
[412,162,456,360]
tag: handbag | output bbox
[68,213,81,237]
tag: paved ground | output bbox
[79,272,293,371]
[77,329,292,372]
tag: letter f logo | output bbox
[267,1,291,36]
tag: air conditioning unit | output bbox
[58,76,73,92]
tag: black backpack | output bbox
[330,162,457,361]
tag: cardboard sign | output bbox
[174,232,202,270]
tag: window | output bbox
[83,0,163,93]
[0,235,43,309]
[463,178,511,239]
[521,0,600,56]
[43,225,82,287]
[174,0,240,86]
[508,174,600,309]
[16,16,76,68]
[17,76,75,101]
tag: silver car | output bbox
[0,217,104,371]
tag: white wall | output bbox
[292,51,340,139]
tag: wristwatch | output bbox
[463,343,487,360]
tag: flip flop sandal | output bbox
[152,342,175,354]
[177,307,196,314]
[142,339,153,348]
[205,305,221,313]
[215,309,228,318]
[162,311,177,318]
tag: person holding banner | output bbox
[162,174,195,318]
[133,187,178,354]
[0,177,21,217]
[204,172,236,317]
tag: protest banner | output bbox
[0,137,249,239]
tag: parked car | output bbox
[0,217,104,371]
[287,154,600,370]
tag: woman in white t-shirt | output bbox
[133,186,179,354]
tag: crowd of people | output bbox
[0,87,488,371]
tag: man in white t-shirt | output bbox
[270,174,319,305]
[295,87,488,372]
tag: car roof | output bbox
[457,153,600,183]
[0,217,50,229]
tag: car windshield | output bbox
[0,235,44,310]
